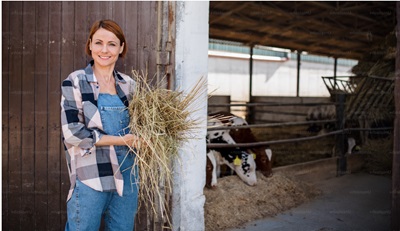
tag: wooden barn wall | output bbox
[2,1,158,230]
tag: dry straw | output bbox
[127,69,207,227]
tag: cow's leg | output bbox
[206,150,217,188]
[265,148,273,177]
[346,137,356,154]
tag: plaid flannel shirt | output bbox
[61,61,135,201]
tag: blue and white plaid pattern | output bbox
[61,61,136,201]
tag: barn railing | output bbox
[207,91,394,175]
[207,119,336,131]
[206,127,393,149]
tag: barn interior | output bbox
[207,1,396,166]
[205,2,397,230]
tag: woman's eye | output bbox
[109,43,116,47]
[95,42,102,45]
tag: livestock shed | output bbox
[209,1,395,60]
[2,1,208,231]
[208,1,399,230]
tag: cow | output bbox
[208,112,274,178]
[346,137,357,155]
[206,149,217,188]
[306,105,361,154]
[206,117,257,188]
[306,105,336,134]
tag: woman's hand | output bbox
[122,134,140,147]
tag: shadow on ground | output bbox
[227,172,391,231]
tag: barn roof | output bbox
[209,1,396,60]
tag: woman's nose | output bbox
[101,45,108,52]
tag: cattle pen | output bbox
[206,88,394,230]
[207,78,394,176]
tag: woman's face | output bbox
[90,28,124,68]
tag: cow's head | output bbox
[218,149,257,186]
[250,147,273,177]
[207,117,257,186]
[206,118,236,144]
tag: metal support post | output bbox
[336,93,347,176]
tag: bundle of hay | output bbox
[363,137,393,175]
[127,70,206,227]
[351,28,396,78]
[347,28,396,124]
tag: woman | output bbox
[61,19,139,231]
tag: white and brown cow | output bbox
[209,112,274,178]
[306,106,361,154]
[206,117,257,188]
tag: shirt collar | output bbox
[84,60,126,84]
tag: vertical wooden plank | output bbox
[137,1,158,78]
[47,2,62,230]
[392,3,400,230]
[60,1,75,226]
[20,2,36,230]
[34,2,49,230]
[136,3,160,229]
[87,1,100,26]
[113,1,127,72]
[105,1,113,19]
[125,1,138,73]
[74,1,88,70]
[124,3,149,229]
[8,2,23,230]
[98,1,113,19]
[113,1,125,32]
[1,1,10,229]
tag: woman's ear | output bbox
[120,42,124,54]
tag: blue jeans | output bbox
[66,93,139,231]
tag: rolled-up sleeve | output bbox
[61,76,103,155]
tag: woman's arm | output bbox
[96,133,139,147]
[61,76,105,150]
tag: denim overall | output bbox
[66,93,139,231]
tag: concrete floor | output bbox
[227,173,392,231]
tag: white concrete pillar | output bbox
[172,1,209,231]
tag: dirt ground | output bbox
[204,172,321,231]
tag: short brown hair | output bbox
[85,19,127,58]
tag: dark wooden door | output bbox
[2,1,159,230]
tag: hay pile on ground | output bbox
[363,137,393,175]
[204,172,321,231]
